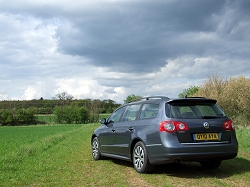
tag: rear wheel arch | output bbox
[132,141,154,173]
[130,138,143,159]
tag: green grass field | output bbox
[35,113,111,124]
[0,124,249,187]
[36,114,58,124]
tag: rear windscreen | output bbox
[166,102,226,119]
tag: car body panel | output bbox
[113,120,136,157]
[97,123,116,154]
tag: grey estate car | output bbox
[91,96,238,173]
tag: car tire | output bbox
[132,141,154,173]
[92,137,103,160]
[200,160,222,169]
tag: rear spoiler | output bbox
[167,98,217,104]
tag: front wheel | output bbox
[132,141,154,173]
[200,160,222,169]
[92,137,103,160]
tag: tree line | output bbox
[0,92,120,126]
[2,75,249,127]
[0,96,119,114]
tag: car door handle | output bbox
[129,127,134,132]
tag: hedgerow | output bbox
[195,75,250,126]
[0,108,36,126]
[53,106,90,124]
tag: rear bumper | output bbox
[146,142,238,165]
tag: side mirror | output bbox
[100,118,107,125]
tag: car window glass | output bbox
[170,103,226,119]
[165,103,170,117]
[108,106,127,123]
[197,105,216,116]
[139,103,159,119]
[121,104,141,121]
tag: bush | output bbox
[16,108,36,125]
[0,108,36,126]
[178,86,200,98]
[53,106,89,124]
[0,110,14,126]
[195,75,250,126]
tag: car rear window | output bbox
[166,102,226,119]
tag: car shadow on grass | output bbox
[109,156,250,178]
[154,157,250,178]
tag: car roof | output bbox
[126,96,169,104]
[126,96,217,105]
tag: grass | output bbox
[98,113,111,120]
[36,114,58,124]
[0,124,249,186]
[36,113,111,124]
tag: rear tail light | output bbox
[223,120,235,130]
[160,120,189,133]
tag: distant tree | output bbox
[124,94,143,103]
[107,106,113,113]
[178,86,200,98]
[53,92,74,106]
[53,92,74,101]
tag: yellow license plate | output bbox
[195,133,219,141]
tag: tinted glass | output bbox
[168,102,226,119]
[121,104,141,121]
[108,106,127,123]
[139,103,159,119]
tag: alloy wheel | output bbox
[133,145,145,170]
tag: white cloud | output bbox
[22,87,37,100]
[0,0,250,103]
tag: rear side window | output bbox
[121,104,141,121]
[168,102,226,119]
[139,103,159,119]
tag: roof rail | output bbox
[185,96,206,99]
[127,96,169,103]
[143,96,169,100]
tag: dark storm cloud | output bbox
[54,0,232,73]
[1,0,249,74]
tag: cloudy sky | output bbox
[0,0,250,103]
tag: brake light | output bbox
[223,120,235,130]
[160,120,189,133]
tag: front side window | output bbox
[121,104,141,121]
[139,103,159,119]
[108,106,127,123]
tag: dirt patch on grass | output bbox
[239,152,250,160]
[125,167,152,187]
